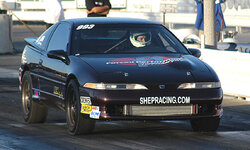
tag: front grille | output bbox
[123,105,193,116]
[146,83,179,90]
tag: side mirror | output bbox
[188,48,201,58]
[47,50,70,65]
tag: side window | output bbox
[35,25,55,50]
[47,23,71,52]
[158,32,177,53]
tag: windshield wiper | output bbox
[75,51,101,55]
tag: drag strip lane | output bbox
[1,66,250,149]
[0,67,18,79]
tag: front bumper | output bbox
[18,67,23,91]
[79,87,223,120]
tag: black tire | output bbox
[190,117,220,132]
[21,71,48,123]
[66,80,95,135]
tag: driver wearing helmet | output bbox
[130,32,151,47]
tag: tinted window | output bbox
[47,23,71,52]
[71,24,189,55]
[35,25,55,50]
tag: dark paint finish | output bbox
[77,54,217,83]
[19,17,223,121]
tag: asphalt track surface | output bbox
[0,24,250,150]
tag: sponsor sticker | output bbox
[90,110,100,119]
[36,36,45,46]
[92,106,99,111]
[80,96,92,105]
[106,56,183,67]
[53,86,63,97]
[81,104,92,114]
[140,96,191,104]
[34,90,39,96]
[33,90,40,99]
[76,24,95,30]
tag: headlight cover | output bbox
[83,83,148,90]
[178,82,221,89]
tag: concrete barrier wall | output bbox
[0,14,13,54]
[199,48,250,99]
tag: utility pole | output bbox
[203,0,217,49]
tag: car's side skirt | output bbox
[30,72,66,100]
[32,87,65,110]
[32,88,64,100]
[30,72,66,86]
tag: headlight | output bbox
[83,83,148,90]
[178,82,221,89]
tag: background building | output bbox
[1,0,250,30]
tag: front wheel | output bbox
[66,79,95,135]
[190,117,220,132]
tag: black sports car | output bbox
[19,17,223,135]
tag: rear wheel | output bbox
[190,117,220,132]
[66,79,95,135]
[21,71,48,123]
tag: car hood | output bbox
[78,54,215,83]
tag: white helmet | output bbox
[130,32,151,47]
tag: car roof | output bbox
[62,17,161,26]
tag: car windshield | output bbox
[71,24,189,55]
